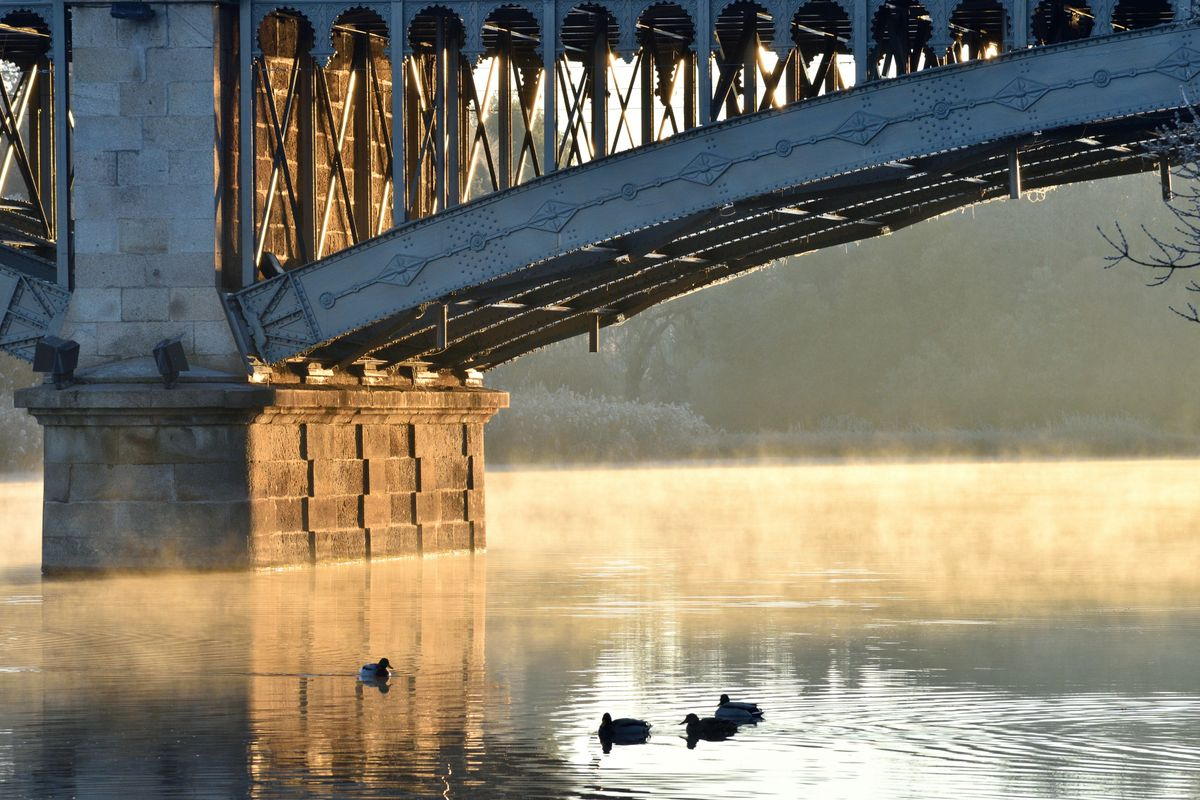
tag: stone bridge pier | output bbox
[15,1,506,571]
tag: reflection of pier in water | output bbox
[246,556,488,796]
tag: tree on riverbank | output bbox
[1101,110,1200,325]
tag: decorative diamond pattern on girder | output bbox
[832,112,889,145]
[992,78,1050,111]
[1156,47,1200,81]
[527,200,579,232]
[678,152,733,185]
[377,253,427,287]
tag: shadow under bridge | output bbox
[225,23,1200,374]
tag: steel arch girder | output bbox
[226,23,1200,366]
[0,261,70,362]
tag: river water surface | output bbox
[1,460,1199,798]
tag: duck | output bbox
[681,712,738,742]
[358,657,392,681]
[598,713,652,744]
[715,693,764,722]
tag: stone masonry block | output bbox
[72,47,143,82]
[69,12,117,48]
[69,463,173,502]
[361,424,411,458]
[471,520,486,549]
[249,497,305,534]
[145,253,216,289]
[422,521,472,553]
[74,151,118,186]
[168,149,214,186]
[72,254,147,289]
[169,217,216,254]
[147,47,213,83]
[67,288,122,323]
[169,288,226,322]
[117,425,245,465]
[415,491,441,524]
[466,489,484,521]
[372,458,416,493]
[168,4,215,47]
[72,115,143,152]
[74,185,152,221]
[251,531,311,568]
[97,321,193,359]
[413,423,465,457]
[248,460,309,499]
[73,220,119,255]
[370,525,420,557]
[143,115,215,152]
[312,460,364,496]
[117,148,169,186]
[119,82,166,117]
[440,490,466,521]
[113,501,251,559]
[175,462,249,502]
[43,462,70,503]
[120,287,170,321]
[307,495,361,530]
[465,423,484,456]
[194,321,238,358]
[247,424,303,462]
[58,322,98,357]
[390,492,416,524]
[44,426,119,464]
[419,457,469,491]
[42,501,118,538]
[119,219,170,255]
[168,81,214,116]
[114,11,167,48]
[362,493,392,528]
[306,424,358,460]
[71,83,120,117]
[313,529,367,562]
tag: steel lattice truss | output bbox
[227,22,1200,372]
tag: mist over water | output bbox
[2,460,1200,798]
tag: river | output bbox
[1,459,1198,798]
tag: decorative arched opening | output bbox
[0,11,55,258]
[318,9,392,256]
[1031,0,1094,44]
[947,0,1005,62]
[870,0,937,78]
[791,0,853,100]
[637,3,697,139]
[407,7,467,216]
[1112,0,1174,31]
[254,10,317,272]
[558,4,619,166]
[466,5,542,196]
[713,1,776,119]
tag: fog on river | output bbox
[2,460,1199,798]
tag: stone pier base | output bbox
[15,364,507,571]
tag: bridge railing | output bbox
[243,0,1184,284]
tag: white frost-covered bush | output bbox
[487,385,715,463]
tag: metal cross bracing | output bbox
[244,0,1184,282]
[0,2,70,362]
[226,20,1200,374]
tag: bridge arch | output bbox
[1031,0,1094,43]
[869,0,938,77]
[947,0,1007,61]
[792,0,854,99]
[1113,0,1175,30]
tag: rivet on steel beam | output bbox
[1007,148,1022,200]
[588,314,601,353]
[1160,159,1173,202]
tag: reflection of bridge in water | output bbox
[3,0,1199,571]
